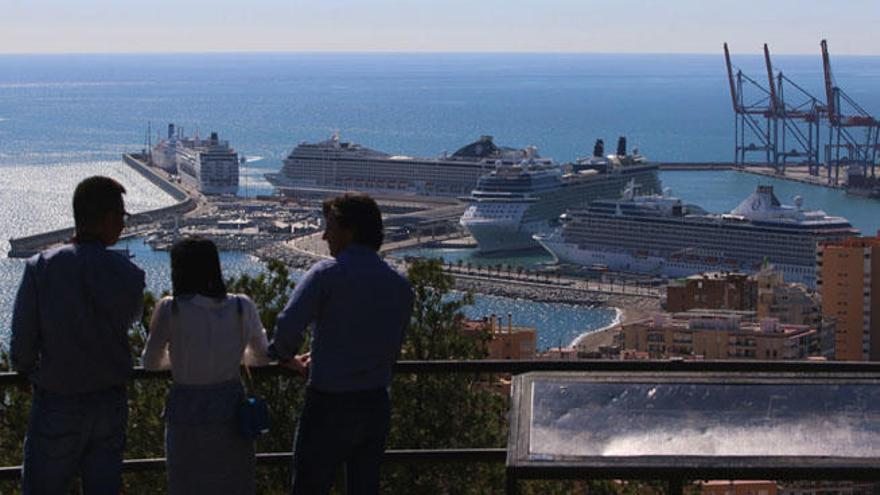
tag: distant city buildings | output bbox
[695,480,880,495]
[817,235,880,361]
[463,314,536,360]
[755,266,837,359]
[697,480,777,495]
[649,268,835,361]
[756,267,817,326]
[777,481,880,494]
[620,311,818,360]
[666,271,756,313]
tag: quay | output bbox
[659,162,842,186]
[657,162,736,170]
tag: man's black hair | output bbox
[73,176,126,234]
[170,237,228,299]
[322,193,384,251]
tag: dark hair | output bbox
[73,176,126,234]
[170,237,227,299]
[322,193,384,251]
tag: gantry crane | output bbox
[821,39,879,184]
[724,43,775,167]
[763,43,824,175]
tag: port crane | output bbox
[762,43,824,175]
[724,43,775,167]
[820,39,880,184]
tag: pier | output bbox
[658,162,846,189]
[656,162,737,170]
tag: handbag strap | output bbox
[168,297,178,359]
[236,295,256,395]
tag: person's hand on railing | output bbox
[280,352,310,378]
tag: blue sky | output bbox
[1,0,878,55]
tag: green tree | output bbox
[384,258,506,493]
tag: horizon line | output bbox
[1,49,878,57]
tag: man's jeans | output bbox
[291,387,390,495]
[22,386,128,495]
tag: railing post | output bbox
[505,468,518,495]
[667,477,683,495]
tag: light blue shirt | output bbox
[270,244,413,392]
[11,241,145,394]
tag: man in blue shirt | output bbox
[11,176,145,494]
[270,193,413,495]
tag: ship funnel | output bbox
[210,132,219,144]
[168,123,175,139]
[593,139,604,158]
[616,136,627,157]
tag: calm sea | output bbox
[2,53,879,349]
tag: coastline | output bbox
[572,294,660,353]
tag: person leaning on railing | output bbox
[10,176,146,495]
[269,193,414,495]
[141,237,270,495]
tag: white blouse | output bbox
[142,294,271,385]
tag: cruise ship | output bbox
[460,138,661,253]
[265,133,535,197]
[151,124,240,195]
[534,185,858,287]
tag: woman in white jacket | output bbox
[143,237,270,495]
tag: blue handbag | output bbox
[236,385,271,439]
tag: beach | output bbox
[573,294,660,353]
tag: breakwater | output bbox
[659,163,849,191]
[122,154,189,201]
[657,162,737,170]
[7,155,196,258]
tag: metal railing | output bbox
[2,359,880,492]
[5,358,880,388]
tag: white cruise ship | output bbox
[265,133,533,197]
[151,124,239,195]
[460,138,661,253]
[534,185,858,287]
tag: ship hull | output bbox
[534,236,817,287]
[461,218,546,253]
[179,163,238,195]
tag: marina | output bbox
[1,51,879,353]
[5,141,880,356]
